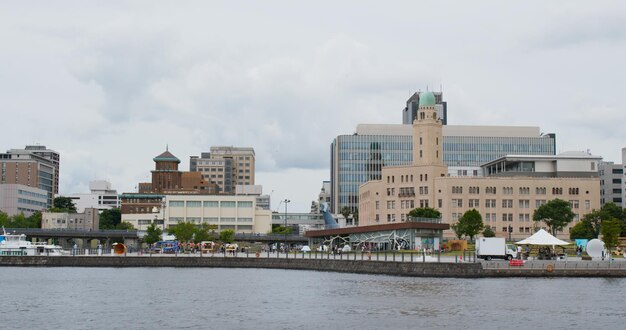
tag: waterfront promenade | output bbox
[1,251,625,278]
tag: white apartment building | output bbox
[69,180,120,212]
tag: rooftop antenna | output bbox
[166,144,169,151]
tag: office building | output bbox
[0,184,48,216]
[190,146,255,194]
[358,92,600,239]
[598,147,626,207]
[42,207,100,230]
[121,194,271,234]
[235,185,270,210]
[331,122,556,214]
[0,145,59,207]
[68,180,120,213]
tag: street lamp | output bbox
[283,199,290,252]
[161,199,167,241]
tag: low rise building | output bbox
[121,194,272,234]
[42,207,99,230]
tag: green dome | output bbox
[419,92,436,108]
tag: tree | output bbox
[144,223,162,246]
[458,209,484,242]
[53,196,77,213]
[340,206,355,220]
[482,226,496,237]
[450,222,464,239]
[0,211,9,227]
[408,207,442,219]
[272,225,292,235]
[168,222,196,242]
[116,221,135,230]
[569,220,595,240]
[601,219,622,252]
[533,199,575,236]
[194,223,218,243]
[580,210,607,239]
[99,208,122,230]
[219,229,235,243]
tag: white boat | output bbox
[0,229,65,256]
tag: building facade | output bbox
[311,181,331,214]
[359,92,600,240]
[138,149,218,194]
[0,184,48,216]
[331,122,556,214]
[190,146,255,194]
[1,145,59,207]
[42,207,99,230]
[598,147,626,207]
[69,180,120,213]
[402,91,448,125]
[121,194,272,234]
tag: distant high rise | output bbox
[68,180,120,213]
[190,146,255,194]
[402,91,447,125]
[0,145,59,207]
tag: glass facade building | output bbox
[331,127,555,214]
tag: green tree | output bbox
[569,220,595,240]
[26,212,42,228]
[0,211,9,227]
[482,226,496,237]
[601,219,622,251]
[450,222,465,239]
[194,223,218,243]
[340,206,355,221]
[458,209,484,242]
[144,223,162,246]
[533,199,575,236]
[116,221,135,230]
[99,208,122,230]
[272,225,293,235]
[168,222,196,242]
[219,229,235,243]
[408,207,442,219]
[52,196,77,213]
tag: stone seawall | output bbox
[1,256,625,277]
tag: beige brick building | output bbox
[359,92,601,240]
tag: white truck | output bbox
[475,237,518,260]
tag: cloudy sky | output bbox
[1,1,625,212]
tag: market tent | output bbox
[515,229,570,246]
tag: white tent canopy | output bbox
[515,229,570,246]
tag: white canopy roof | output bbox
[515,229,571,246]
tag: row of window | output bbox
[449,199,588,209]
[169,201,253,208]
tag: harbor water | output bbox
[3,267,624,329]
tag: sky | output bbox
[1,1,626,213]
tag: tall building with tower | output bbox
[358,92,600,239]
[402,91,447,125]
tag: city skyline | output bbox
[1,1,625,212]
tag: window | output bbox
[535,187,546,195]
[452,186,463,194]
[204,201,219,207]
[221,201,236,208]
[169,201,184,207]
[569,200,579,209]
[187,201,201,207]
[238,201,253,208]
[535,200,546,208]
[452,199,463,208]
[469,199,480,208]
[485,199,496,208]
[469,186,480,194]
[519,187,529,195]
[503,187,513,195]
[502,199,513,208]
[584,200,590,210]
[518,200,529,208]
[375,201,380,210]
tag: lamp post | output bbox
[161,199,167,241]
[283,199,290,253]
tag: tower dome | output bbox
[418,91,436,108]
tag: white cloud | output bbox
[1,1,625,212]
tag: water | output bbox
[3,267,624,329]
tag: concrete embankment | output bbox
[1,256,625,278]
